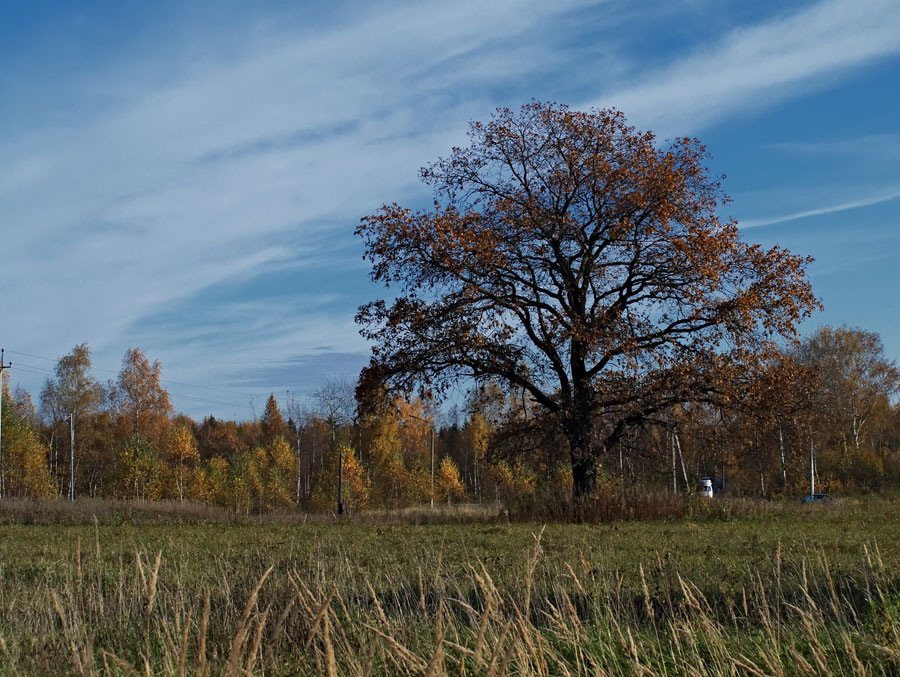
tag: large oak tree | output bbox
[356,102,819,506]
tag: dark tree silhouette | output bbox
[356,102,819,510]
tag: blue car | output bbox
[801,493,833,503]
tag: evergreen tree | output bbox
[261,394,285,443]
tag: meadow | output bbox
[0,497,898,675]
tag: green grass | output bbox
[0,497,899,674]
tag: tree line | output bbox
[3,102,898,515]
[0,323,897,513]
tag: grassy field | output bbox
[0,497,898,675]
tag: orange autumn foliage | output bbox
[357,101,820,509]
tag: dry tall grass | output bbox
[0,497,503,526]
[1,521,898,675]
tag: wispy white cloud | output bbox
[740,189,900,229]
[156,303,371,417]
[4,0,899,414]
[0,0,596,407]
[767,133,900,157]
[594,0,900,136]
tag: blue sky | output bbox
[2,0,899,419]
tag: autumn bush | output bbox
[435,456,465,504]
[117,433,165,500]
[0,396,55,498]
[309,443,372,514]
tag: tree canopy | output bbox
[40,343,103,424]
[115,347,173,441]
[356,101,820,506]
[796,325,900,451]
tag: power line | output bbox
[166,391,256,411]
[8,360,54,374]
[5,348,256,397]
[4,350,54,362]
[156,379,256,398]
[8,365,53,378]
[0,349,12,498]
[12,369,252,411]
[7,349,259,414]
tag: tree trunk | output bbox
[851,413,862,451]
[563,415,599,518]
[618,442,623,482]
[571,456,597,502]
[675,433,689,493]
[778,427,787,489]
[671,433,677,496]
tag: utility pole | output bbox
[0,349,11,499]
[431,423,434,510]
[327,419,344,516]
[337,444,344,515]
[296,422,302,502]
[671,432,677,495]
[809,426,815,498]
[65,412,75,501]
